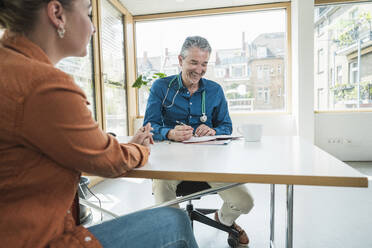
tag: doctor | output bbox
[143,36,254,247]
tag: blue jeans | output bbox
[88,207,198,248]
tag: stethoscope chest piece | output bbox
[200,114,207,123]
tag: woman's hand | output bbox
[130,123,154,150]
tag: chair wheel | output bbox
[227,236,239,248]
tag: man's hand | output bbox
[130,123,154,151]
[167,125,193,141]
[195,124,216,137]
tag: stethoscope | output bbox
[162,74,207,123]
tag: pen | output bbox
[176,120,186,126]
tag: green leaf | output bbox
[154,72,167,78]
[132,75,146,88]
[132,72,167,89]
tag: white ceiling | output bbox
[118,0,289,16]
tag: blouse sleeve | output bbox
[20,76,149,178]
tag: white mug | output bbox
[238,124,263,142]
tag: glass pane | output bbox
[57,42,96,119]
[135,9,287,115]
[101,0,127,138]
[314,2,372,111]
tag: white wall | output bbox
[315,112,372,161]
[231,114,296,136]
[291,0,315,143]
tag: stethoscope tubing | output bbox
[161,74,207,123]
[161,76,179,109]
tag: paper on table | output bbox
[182,136,216,143]
[214,135,242,140]
[182,135,242,143]
[192,139,232,145]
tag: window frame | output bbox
[314,0,372,113]
[89,0,137,132]
[132,2,292,117]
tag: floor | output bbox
[84,162,372,248]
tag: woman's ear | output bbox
[46,0,67,29]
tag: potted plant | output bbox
[132,72,167,90]
[132,72,167,131]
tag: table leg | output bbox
[286,185,294,248]
[270,184,275,248]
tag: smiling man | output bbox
[144,36,232,141]
[143,36,254,247]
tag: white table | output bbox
[125,136,368,248]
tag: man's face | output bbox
[178,47,210,87]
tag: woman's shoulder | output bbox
[26,61,81,95]
[2,48,73,83]
[0,51,80,98]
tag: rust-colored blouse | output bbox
[0,32,149,248]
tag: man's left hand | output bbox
[195,124,216,137]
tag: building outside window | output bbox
[314,2,372,111]
[135,7,288,114]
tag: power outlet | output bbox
[327,138,352,144]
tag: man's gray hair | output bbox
[180,36,212,58]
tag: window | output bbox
[214,68,226,78]
[349,61,358,84]
[330,68,334,86]
[317,48,324,73]
[336,65,342,84]
[230,64,247,78]
[135,7,288,114]
[57,43,96,119]
[317,21,325,36]
[314,2,372,111]
[257,87,270,104]
[256,65,270,80]
[101,0,128,138]
[350,9,358,20]
[319,7,327,16]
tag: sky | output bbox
[135,9,286,57]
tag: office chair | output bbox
[78,176,93,224]
[176,181,240,248]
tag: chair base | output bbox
[185,203,240,248]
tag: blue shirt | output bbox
[143,73,232,141]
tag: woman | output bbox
[0,0,198,247]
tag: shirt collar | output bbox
[1,30,52,65]
[179,72,206,93]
